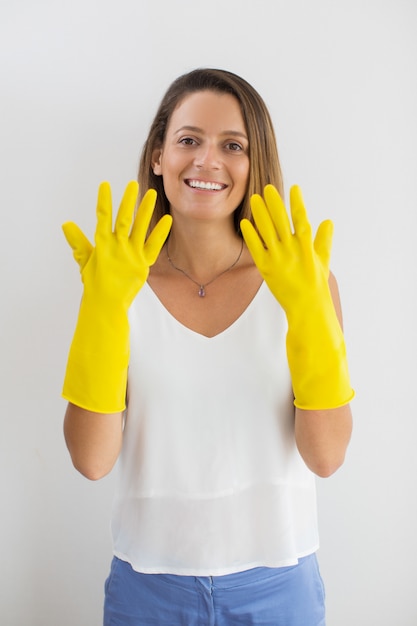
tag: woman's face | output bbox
[152,90,250,225]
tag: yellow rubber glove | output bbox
[241,184,354,410]
[62,181,172,412]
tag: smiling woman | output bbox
[151,91,250,225]
[62,68,353,625]
[139,68,283,232]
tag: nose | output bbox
[194,143,221,170]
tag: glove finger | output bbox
[289,186,313,242]
[130,188,158,247]
[249,194,280,252]
[62,222,94,270]
[95,181,113,242]
[314,219,334,273]
[240,218,268,271]
[143,214,173,265]
[263,184,292,243]
[114,181,139,238]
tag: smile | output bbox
[185,179,227,191]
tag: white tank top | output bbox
[111,282,319,576]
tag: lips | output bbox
[185,179,227,191]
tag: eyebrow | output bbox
[174,125,248,140]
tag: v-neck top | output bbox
[111,282,319,576]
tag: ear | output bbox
[152,148,162,175]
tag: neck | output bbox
[166,221,242,279]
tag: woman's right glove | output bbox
[62,181,172,412]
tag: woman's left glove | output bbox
[62,181,172,412]
[241,184,354,410]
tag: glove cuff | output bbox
[62,297,130,412]
[286,307,355,410]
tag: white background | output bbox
[1,1,416,624]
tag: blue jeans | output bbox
[104,554,326,625]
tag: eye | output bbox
[179,137,197,146]
[225,141,244,152]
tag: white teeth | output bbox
[188,180,224,190]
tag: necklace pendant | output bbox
[166,239,244,299]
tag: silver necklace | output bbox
[166,239,244,297]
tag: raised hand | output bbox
[62,182,172,413]
[241,185,354,410]
[63,181,172,310]
[241,184,334,317]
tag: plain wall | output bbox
[1,1,416,624]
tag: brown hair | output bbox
[138,68,283,232]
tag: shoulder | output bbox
[328,271,339,296]
[328,271,344,328]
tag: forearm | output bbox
[294,403,352,477]
[63,402,124,480]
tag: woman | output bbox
[62,68,353,625]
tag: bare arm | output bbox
[294,273,353,477]
[63,403,124,480]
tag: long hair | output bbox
[138,68,283,232]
